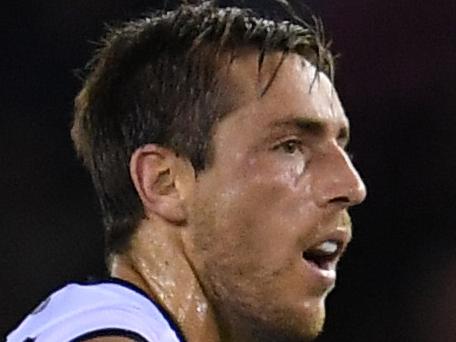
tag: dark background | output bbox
[2,0,455,341]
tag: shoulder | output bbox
[7,279,183,342]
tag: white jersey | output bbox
[7,279,184,342]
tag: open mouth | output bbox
[303,240,343,271]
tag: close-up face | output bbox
[183,52,366,341]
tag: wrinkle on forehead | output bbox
[224,52,344,120]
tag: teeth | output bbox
[313,241,338,255]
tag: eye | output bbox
[274,139,303,154]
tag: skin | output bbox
[99,52,366,342]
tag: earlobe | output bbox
[130,144,187,224]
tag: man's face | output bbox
[183,53,366,341]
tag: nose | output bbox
[313,145,367,209]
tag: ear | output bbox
[130,144,191,224]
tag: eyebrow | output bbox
[268,117,350,144]
[269,117,325,135]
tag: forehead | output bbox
[221,52,348,132]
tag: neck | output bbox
[110,220,221,342]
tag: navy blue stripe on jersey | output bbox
[71,328,148,342]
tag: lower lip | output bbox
[303,259,337,286]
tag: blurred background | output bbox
[1,0,455,341]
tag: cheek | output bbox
[240,155,314,226]
[251,152,307,188]
[187,152,316,270]
[209,165,313,267]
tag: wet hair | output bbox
[71,0,334,258]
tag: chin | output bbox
[252,319,325,342]
[245,298,327,342]
[290,302,326,341]
[283,297,327,341]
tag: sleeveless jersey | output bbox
[7,279,185,342]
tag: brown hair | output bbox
[71,1,334,257]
